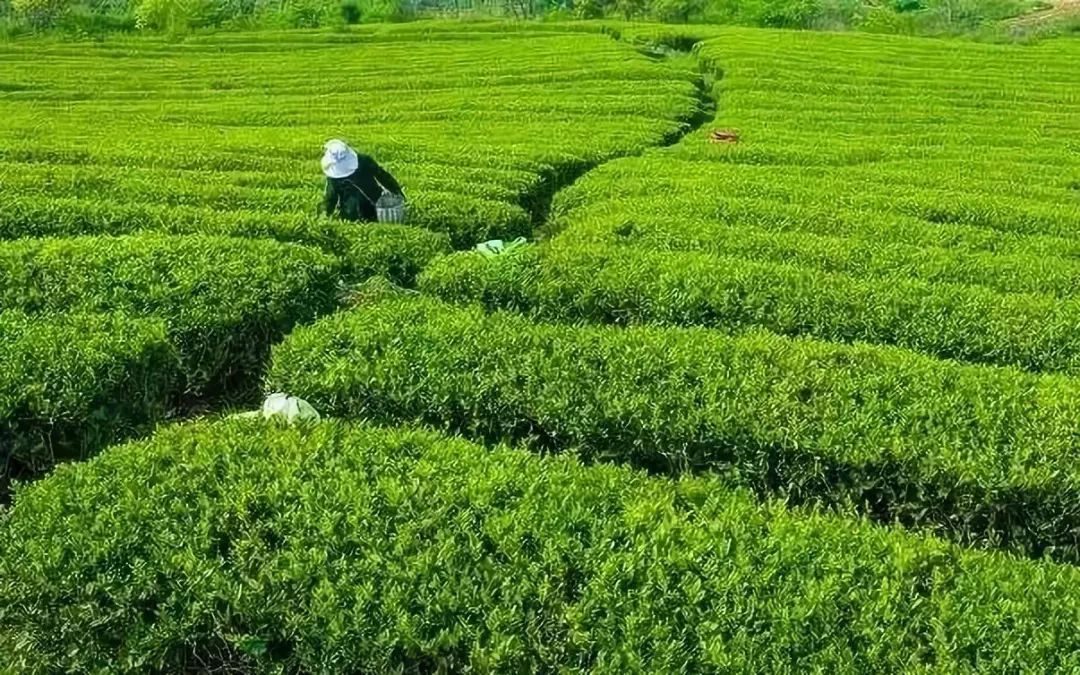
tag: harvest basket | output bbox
[375,190,407,224]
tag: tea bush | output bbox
[0,311,177,485]
[0,234,340,397]
[2,419,1078,672]
[268,295,1080,560]
[420,241,1080,375]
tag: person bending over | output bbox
[321,139,404,222]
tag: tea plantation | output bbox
[2,21,1080,672]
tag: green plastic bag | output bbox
[232,392,320,425]
[475,237,528,258]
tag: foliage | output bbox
[268,294,1080,561]
[0,311,177,486]
[8,0,66,27]
[0,0,1061,35]
[0,234,341,398]
[134,0,219,31]
[423,28,1080,376]
[3,419,1080,672]
[339,223,452,285]
[0,27,700,250]
[421,239,1080,375]
[0,20,1078,667]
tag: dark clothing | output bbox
[323,154,404,222]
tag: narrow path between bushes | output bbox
[520,39,719,241]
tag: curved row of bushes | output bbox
[0,192,497,255]
[420,242,1080,375]
[0,226,458,490]
[558,212,1080,298]
[2,419,1078,672]
[0,233,342,398]
[0,311,178,489]
[268,294,1080,561]
[553,161,1080,242]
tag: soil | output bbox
[1009,0,1080,26]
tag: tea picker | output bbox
[321,139,407,223]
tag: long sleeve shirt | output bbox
[323,154,404,222]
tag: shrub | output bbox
[0,234,341,399]
[551,205,1080,298]
[419,242,1080,376]
[339,0,360,22]
[278,0,335,27]
[339,223,451,285]
[0,189,527,259]
[134,0,217,31]
[9,0,65,27]
[648,0,705,22]
[0,194,349,251]
[0,196,449,284]
[2,419,1079,672]
[50,3,139,34]
[268,294,1080,561]
[753,0,821,27]
[354,0,415,21]
[0,311,178,489]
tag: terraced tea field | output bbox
[2,21,1080,673]
[0,24,704,248]
[0,23,704,484]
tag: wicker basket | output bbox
[375,190,406,224]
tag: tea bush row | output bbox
[2,419,1079,672]
[420,242,1080,376]
[0,191,497,253]
[549,189,1080,259]
[0,233,341,398]
[557,210,1080,298]
[553,159,1080,245]
[268,294,1080,561]
[0,311,178,488]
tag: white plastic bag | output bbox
[233,392,320,424]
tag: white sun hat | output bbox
[321,139,359,179]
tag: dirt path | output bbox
[1009,0,1080,26]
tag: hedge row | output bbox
[550,156,1080,249]
[1,311,178,489]
[0,193,504,258]
[419,242,1080,375]
[557,212,1080,298]
[268,294,1080,562]
[2,419,1079,672]
[0,234,341,399]
[549,191,1080,260]
[0,164,529,212]
[0,118,687,176]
